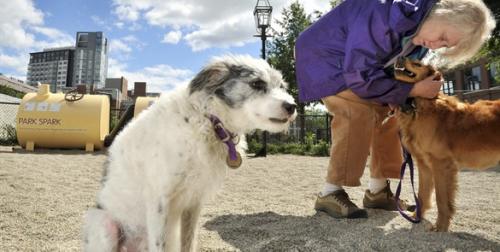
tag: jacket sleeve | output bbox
[342,0,429,104]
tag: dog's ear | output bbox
[189,62,230,94]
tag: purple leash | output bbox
[395,147,421,223]
[208,114,239,161]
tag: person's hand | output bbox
[408,73,443,98]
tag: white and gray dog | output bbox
[82,55,297,252]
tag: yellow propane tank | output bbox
[133,97,158,117]
[16,84,110,152]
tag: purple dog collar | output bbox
[207,114,241,168]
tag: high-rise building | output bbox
[73,31,108,89]
[26,46,75,92]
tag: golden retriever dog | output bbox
[394,58,500,232]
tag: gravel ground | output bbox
[0,146,499,251]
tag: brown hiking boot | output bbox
[314,190,368,219]
[363,181,413,211]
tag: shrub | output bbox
[0,124,18,145]
[304,132,315,152]
[307,140,330,156]
[247,138,263,154]
[0,85,25,99]
[246,138,329,157]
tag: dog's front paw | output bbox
[423,221,435,231]
[429,223,449,232]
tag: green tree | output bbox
[330,0,343,8]
[267,1,311,101]
[266,1,312,142]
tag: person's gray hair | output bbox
[427,0,496,68]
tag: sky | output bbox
[0,0,331,92]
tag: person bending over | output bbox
[295,0,495,218]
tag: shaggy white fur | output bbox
[82,55,297,252]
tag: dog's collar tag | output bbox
[226,151,242,169]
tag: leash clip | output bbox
[381,109,396,125]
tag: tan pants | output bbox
[322,90,403,187]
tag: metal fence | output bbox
[247,113,333,145]
[4,87,499,146]
[289,114,332,143]
[0,101,333,146]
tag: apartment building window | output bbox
[464,66,481,92]
[442,74,455,95]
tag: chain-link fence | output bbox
[0,102,20,145]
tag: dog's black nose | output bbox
[283,102,296,115]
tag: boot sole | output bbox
[363,200,416,212]
[363,202,397,211]
[315,206,368,219]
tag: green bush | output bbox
[280,142,305,155]
[266,143,280,154]
[0,85,25,99]
[247,138,263,154]
[304,132,315,152]
[246,138,330,157]
[307,140,330,156]
[0,124,18,146]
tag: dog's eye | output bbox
[250,80,267,91]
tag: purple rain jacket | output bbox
[295,0,437,104]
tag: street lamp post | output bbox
[253,0,273,157]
